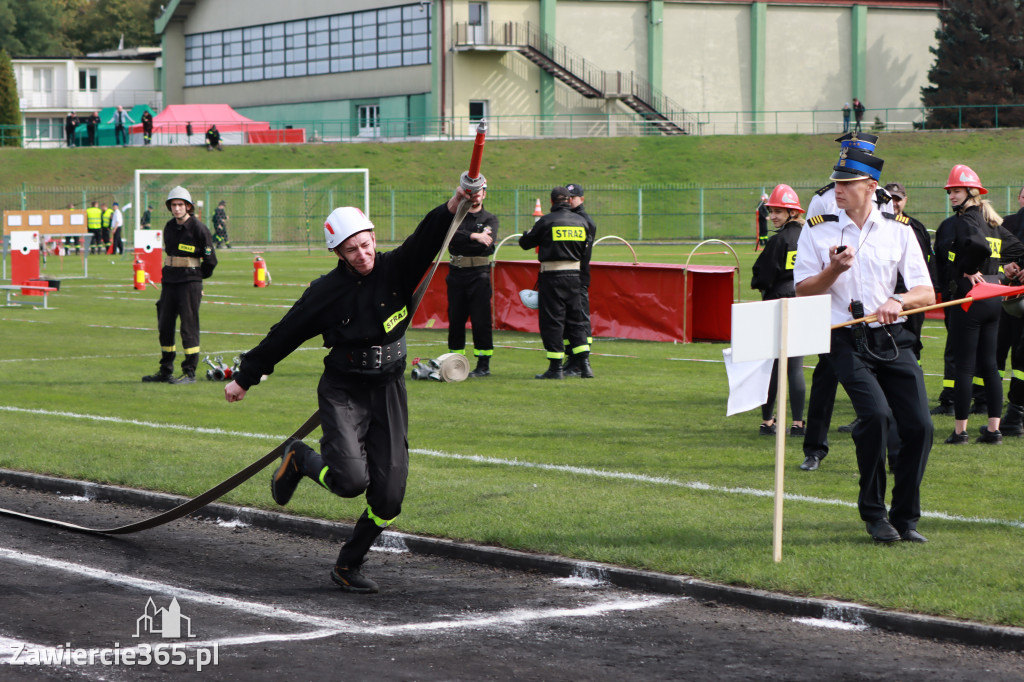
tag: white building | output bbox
[14,49,162,148]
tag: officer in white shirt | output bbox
[794,148,934,544]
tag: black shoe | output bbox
[535,368,564,380]
[330,564,379,593]
[930,402,954,416]
[468,367,490,378]
[170,374,196,384]
[971,401,988,415]
[976,426,1003,444]
[900,529,928,543]
[562,356,581,377]
[837,418,860,433]
[141,371,173,383]
[577,357,594,379]
[1000,403,1024,437]
[759,423,776,436]
[789,425,805,437]
[866,518,900,543]
[270,440,306,506]
[799,455,820,471]
[944,430,969,445]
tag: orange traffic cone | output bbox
[533,198,543,222]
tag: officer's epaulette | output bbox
[882,212,910,225]
[814,182,836,197]
[807,214,839,227]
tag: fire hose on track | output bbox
[0,120,490,536]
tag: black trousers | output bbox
[112,227,123,255]
[830,326,932,530]
[802,354,838,460]
[538,271,588,358]
[948,297,1003,420]
[446,266,493,354]
[996,311,1024,406]
[762,357,805,423]
[310,372,410,567]
[156,280,202,375]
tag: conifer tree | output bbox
[0,47,22,146]
[921,0,1024,129]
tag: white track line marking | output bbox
[0,548,674,643]
[0,405,1021,531]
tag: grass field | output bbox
[2,244,1023,628]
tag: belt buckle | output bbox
[369,345,382,368]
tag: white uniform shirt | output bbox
[111,208,124,230]
[794,205,930,327]
[805,186,837,219]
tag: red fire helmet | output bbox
[765,184,804,212]
[944,164,988,195]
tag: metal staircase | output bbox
[453,21,693,135]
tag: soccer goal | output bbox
[132,168,369,248]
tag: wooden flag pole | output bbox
[772,298,789,563]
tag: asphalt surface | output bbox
[2,473,1024,681]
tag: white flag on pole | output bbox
[722,347,773,416]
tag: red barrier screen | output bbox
[410,261,735,343]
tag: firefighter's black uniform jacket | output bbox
[233,202,454,570]
[519,204,590,358]
[446,208,499,355]
[750,220,800,301]
[155,215,216,377]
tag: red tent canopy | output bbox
[129,104,271,136]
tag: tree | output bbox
[0,48,22,146]
[921,0,1024,129]
[64,0,159,54]
[0,0,64,55]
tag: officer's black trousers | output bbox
[156,280,202,375]
[538,272,587,358]
[830,326,932,531]
[312,371,409,567]
[446,266,493,354]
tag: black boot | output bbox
[468,355,491,378]
[576,351,594,378]
[1001,402,1024,437]
[535,358,564,380]
[142,351,176,382]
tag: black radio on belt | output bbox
[849,299,868,353]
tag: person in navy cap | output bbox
[794,146,935,544]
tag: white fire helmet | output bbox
[166,186,194,211]
[324,207,374,250]
[519,289,539,310]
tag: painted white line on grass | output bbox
[1,405,1022,531]
[0,547,674,642]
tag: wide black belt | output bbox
[335,337,406,369]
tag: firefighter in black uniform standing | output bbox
[563,182,596,378]
[141,186,217,384]
[997,185,1024,436]
[446,178,499,377]
[224,185,480,594]
[519,187,591,380]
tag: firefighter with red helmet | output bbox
[933,165,1024,445]
[224,186,478,594]
[750,184,806,437]
[141,186,217,384]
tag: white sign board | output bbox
[729,295,832,363]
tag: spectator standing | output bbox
[223,186,477,594]
[852,98,866,133]
[100,203,113,253]
[518,187,591,380]
[755,192,770,249]
[933,165,1024,445]
[65,111,78,147]
[141,205,153,229]
[564,182,596,378]
[445,180,498,377]
[110,202,125,255]
[794,146,934,543]
[206,124,222,151]
[141,186,217,384]
[186,121,193,143]
[108,106,134,146]
[86,201,102,254]
[86,112,99,146]
[750,184,806,437]
[141,110,154,145]
[842,102,851,133]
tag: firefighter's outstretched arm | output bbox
[224,380,246,403]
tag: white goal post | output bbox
[132,168,370,237]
